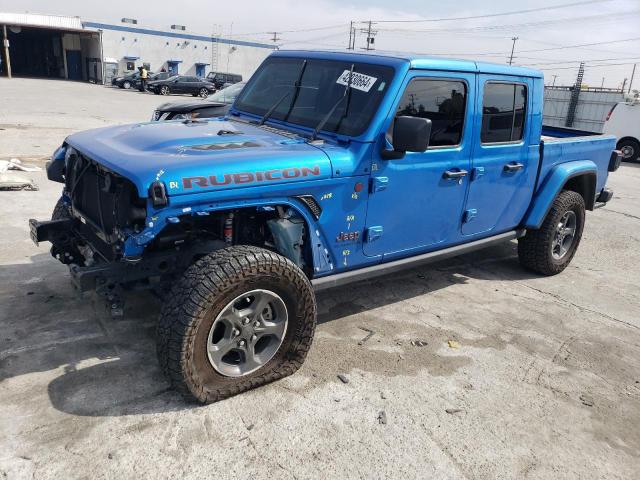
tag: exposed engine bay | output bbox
[32,147,309,316]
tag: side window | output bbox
[390,78,467,147]
[481,82,527,143]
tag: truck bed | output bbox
[538,125,616,196]
[541,124,600,141]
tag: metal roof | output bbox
[0,12,84,31]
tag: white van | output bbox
[603,99,640,162]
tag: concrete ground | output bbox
[1,78,639,480]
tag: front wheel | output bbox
[123,80,131,89]
[156,245,316,403]
[617,138,640,163]
[518,190,585,275]
[198,88,209,98]
[160,85,170,95]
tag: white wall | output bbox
[543,88,625,133]
[93,23,273,80]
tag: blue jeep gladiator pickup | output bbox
[30,50,621,403]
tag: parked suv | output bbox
[206,71,243,90]
[148,75,216,97]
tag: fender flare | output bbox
[523,160,597,229]
[122,196,334,275]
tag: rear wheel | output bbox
[518,190,585,275]
[156,245,316,403]
[617,138,640,162]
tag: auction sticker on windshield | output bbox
[336,70,378,92]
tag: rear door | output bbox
[461,75,537,236]
[364,71,475,258]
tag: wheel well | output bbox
[616,136,640,149]
[150,204,314,275]
[616,136,639,145]
[562,173,596,210]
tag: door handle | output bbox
[443,169,468,179]
[503,162,524,172]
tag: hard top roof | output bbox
[271,49,543,79]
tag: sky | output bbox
[1,0,638,90]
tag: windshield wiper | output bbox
[259,60,308,126]
[311,63,354,140]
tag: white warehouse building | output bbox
[0,12,274,84]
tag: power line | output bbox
[373,10,640,34]
[232,23,347,37]
[524,56,640,66]
[364,0,614,23]
[537,61,640,70]
[405,36,640,58]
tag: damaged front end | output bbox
[30,145,157,316]
[29,145,320,318]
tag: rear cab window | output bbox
[481,82,527,143]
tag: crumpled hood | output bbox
[65,118,333,197]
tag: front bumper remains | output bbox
[29,218,72,246]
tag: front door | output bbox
[65,50,82,80]
[364,71,475,259]
[461,75,537,236]
[172,77,188,93]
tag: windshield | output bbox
[209,82,246,104]
[234,57,394,137]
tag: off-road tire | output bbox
[156,245,316,403]
[518,190,585,275]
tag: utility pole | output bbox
[552,74,558,87]
[629,63,636,94]
[269,32,281,48]
[350,22,357,49]
[621,77,627,93]
[601,77,605,88]
[508,36,518,65]
[348,21,353,50]
[360,20,376,50]
[2,25,11,79]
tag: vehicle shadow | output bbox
[0,241,540,417]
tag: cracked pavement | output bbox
[1,79,639,479]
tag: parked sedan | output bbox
[151,82,245,121]
[134,71,172,90]
[112,72,154,89]
[148,75,216,97]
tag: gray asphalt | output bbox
[1,78,639,479]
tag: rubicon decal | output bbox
[179,166,322,189]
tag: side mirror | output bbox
[382,116,431,160]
